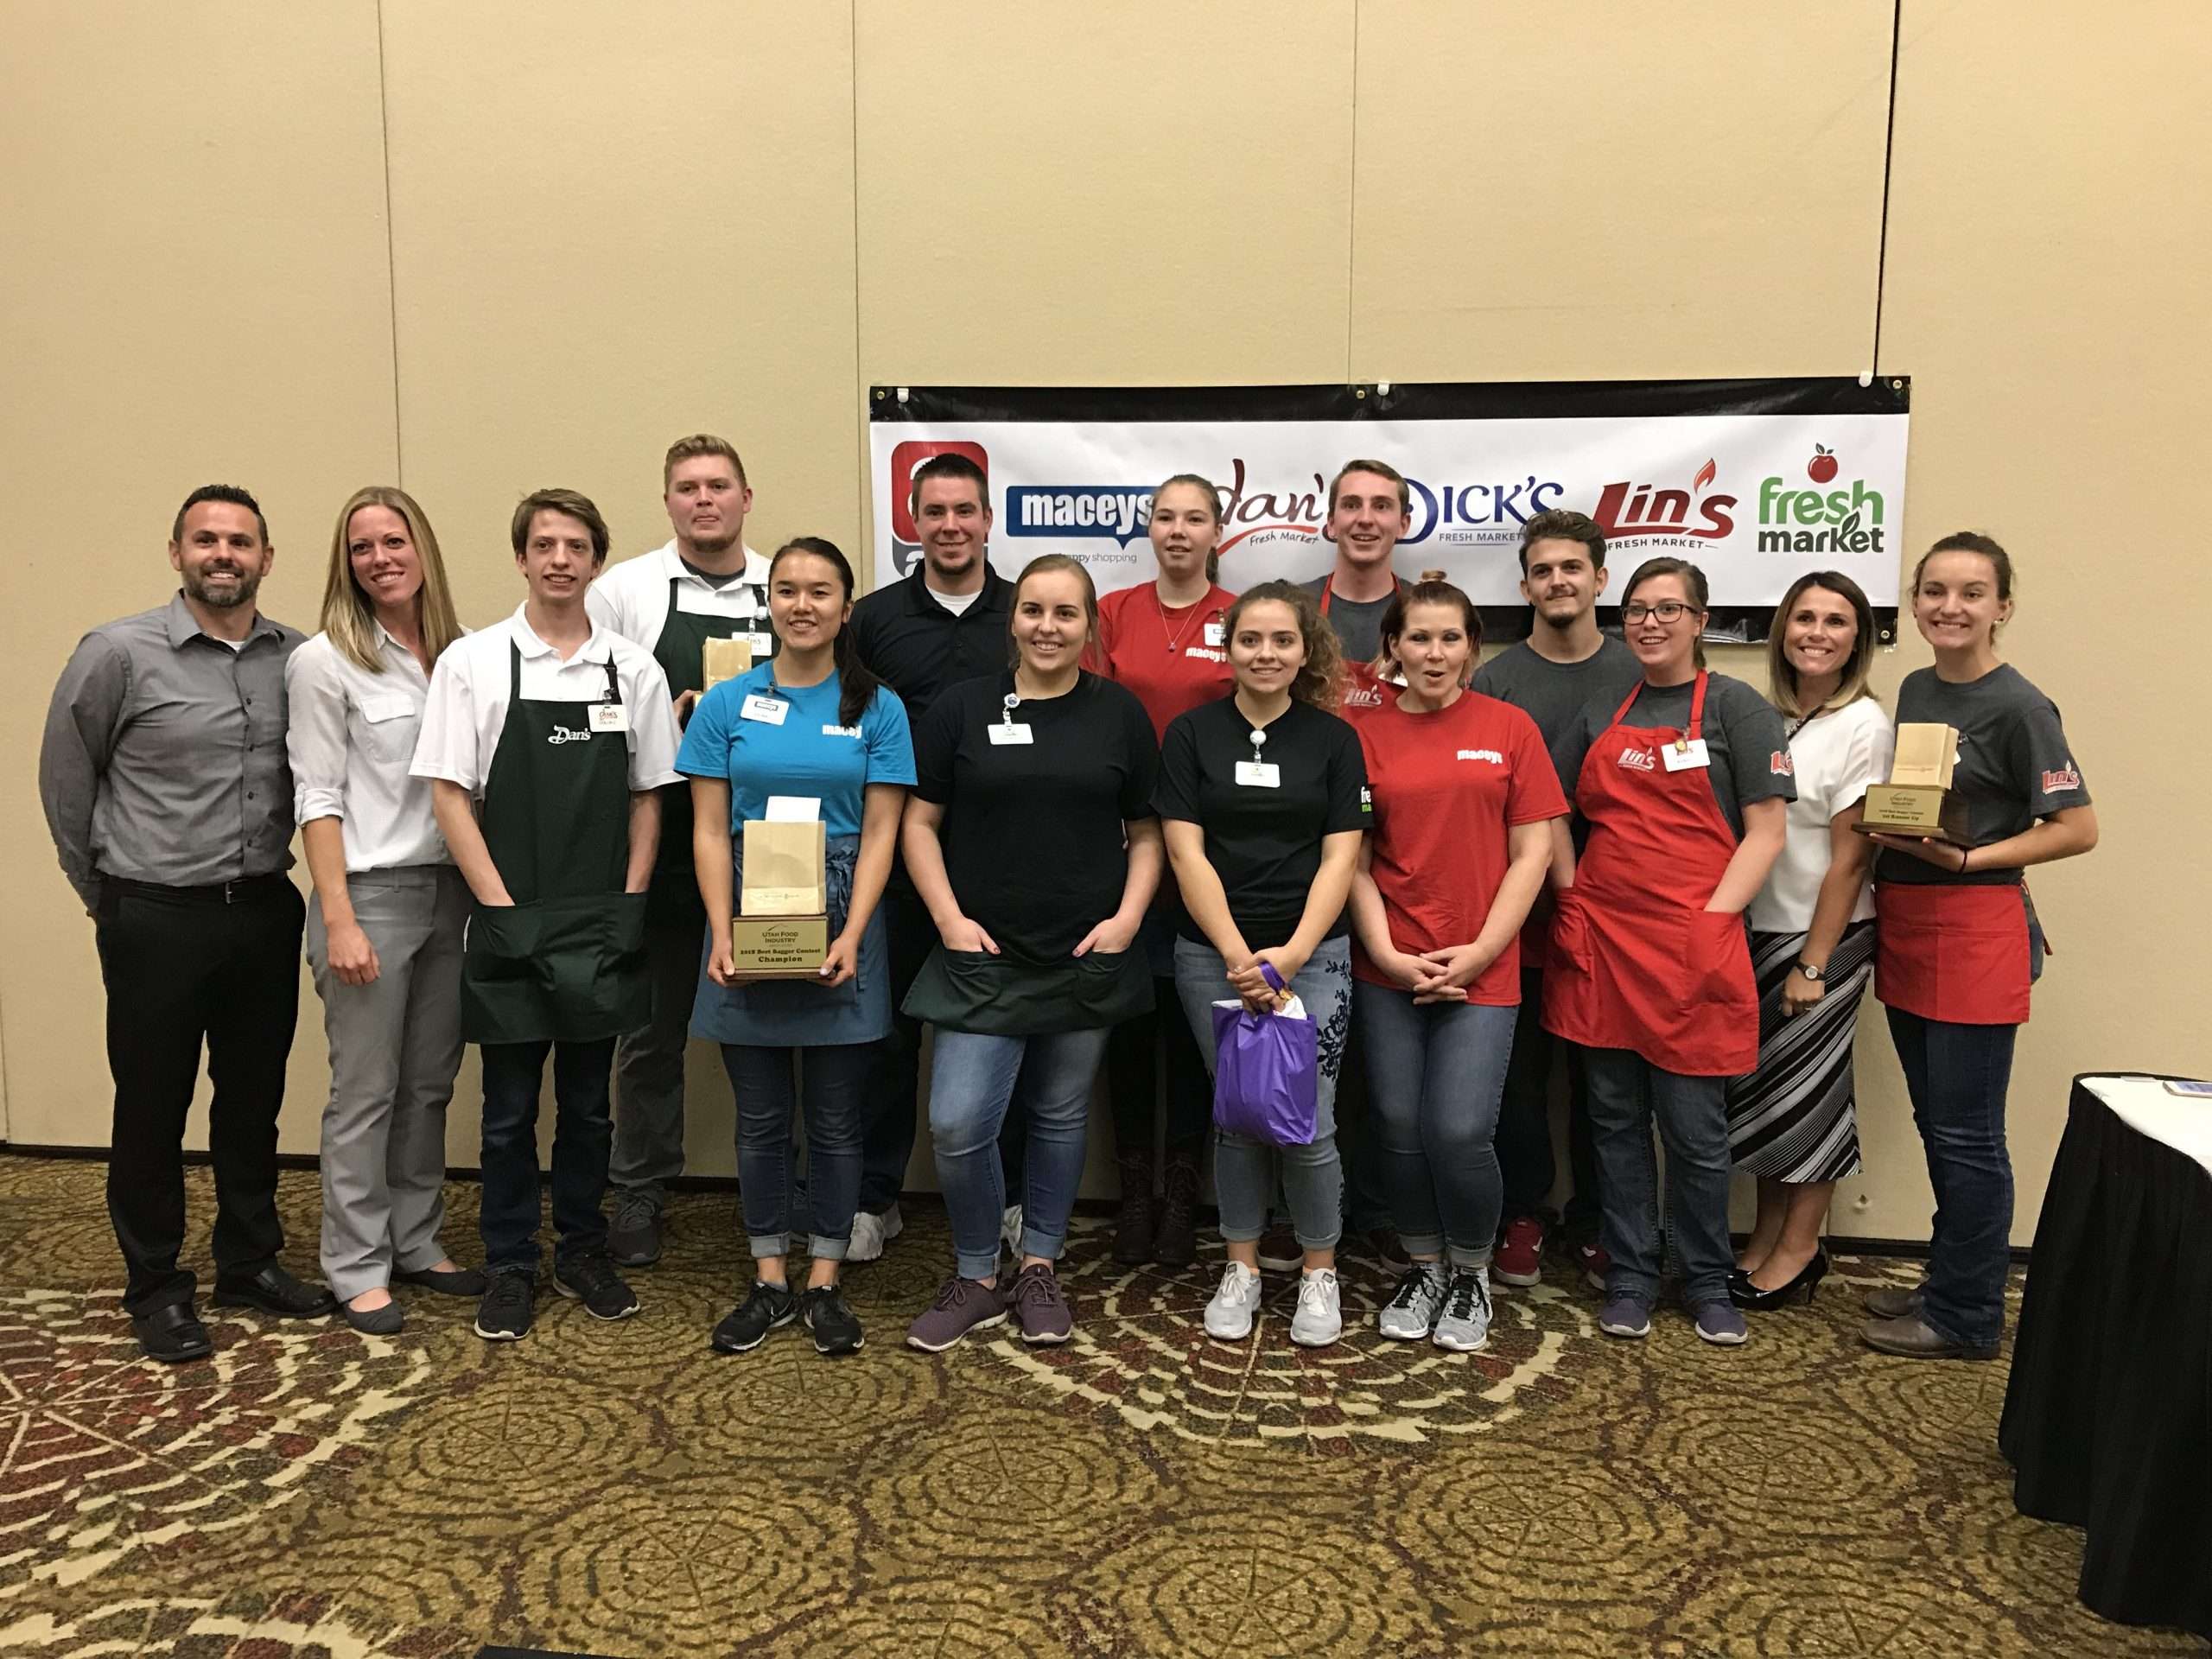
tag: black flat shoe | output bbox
[340,1297,404,1335]
[212,1263,338,1319]
[131,1300,213,1363]
[1728,1251,1829,1311]
[393,1264,487,1298]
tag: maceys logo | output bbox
[1006,486,1154,545]
[1592,458,1737,545]
[887,439,989,576]
[1756,446,1886,556]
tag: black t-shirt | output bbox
[848,567,1013,724]
[912,671,1159,963]
[1877,663,2090,887]
[1552,671,1796,837]
[1154,695,1371,950]
[1471,637,1644,788]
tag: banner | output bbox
[868,378,1909,631]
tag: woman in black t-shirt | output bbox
[1157,580,1369,1349]
[899,556,1163,1354]
[1863,533,2096,1361]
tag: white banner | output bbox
[868,380,1909,615]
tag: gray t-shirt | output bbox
[1471,637,1644,791]
[1876,663,2089,887]
[1553,671,1796,838]
[1300,575,1398,664]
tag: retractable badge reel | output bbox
[991,690,1033,746]
[1236,726,1280,787]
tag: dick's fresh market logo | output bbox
[1756,446,1886,556]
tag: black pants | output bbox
[480,1038,616,1276]
[1104,978,1211,1154]
[1496,966,1599,1238]
[95,876,304,1313]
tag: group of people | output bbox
[39,438,2095,1371]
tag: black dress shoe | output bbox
[131,1301,213,1363]
[1727,1251,1829,1311]
[212,1263,338,1319]
[393,1264,487,1298]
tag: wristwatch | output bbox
[1794,962,1825,982]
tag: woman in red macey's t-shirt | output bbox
[1091,475,1238,1269]
[1345,580,1567,1355]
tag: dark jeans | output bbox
[95,876,303,1314]
[479,1038,616,1276]
[1497,967,1599,1237]
[856,874,1025,1216]
[1356,985,1516,1265]
[1886,1007,2018,1351]
[722,1042,871,1263]
[1583,1046,1734,1306]
[1336,1022,1393,1231]
[1105,977,1211,1156]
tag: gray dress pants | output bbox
[306,865,467,1299]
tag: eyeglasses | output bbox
[1622,600,1702,624]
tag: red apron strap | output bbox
[1688,670,1708,741]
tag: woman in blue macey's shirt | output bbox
[679,537,914,1360]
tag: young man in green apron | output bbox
[585,434,776,1268]
[413,488,683,1342]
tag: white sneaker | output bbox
[1001,1204,1024,1254]
[1290,1268,1344,1347]
[846,1203,903,1264]
[1376,1262,1446,1340]
[1204,1262,1263,1340]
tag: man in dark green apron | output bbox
[414,488,683,1343]
[584,435,777,1267]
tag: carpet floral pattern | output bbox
[0,1156,2195,1657]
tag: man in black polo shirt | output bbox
[845,453,1019,1259]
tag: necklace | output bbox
[1155,584,1212,655]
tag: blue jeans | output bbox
[479,1038,616,1276]
[1173,935,1351,1252]
[1582,1047,1733,1306]
[721,1042,873,1264]
[928,1026,1108,1280]
[1356,984,1516,1268]
[1885,1007,2018,1351]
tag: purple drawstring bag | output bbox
[1210,962,1319,1147]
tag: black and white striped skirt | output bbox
[1724,918,1875,1184]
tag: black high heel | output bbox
[1727,1251,1829,1311]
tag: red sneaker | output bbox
[1576,1240,1610,1293]
[1494,1217,1545,1287]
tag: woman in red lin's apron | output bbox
[1862,533,2096,1360]
[1543,558,1794,1347]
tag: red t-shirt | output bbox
[1352,690,1569,1001]
[1095,582,1236,741]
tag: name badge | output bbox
[741,693,789,726]
[1662,739,1711,772]
[747,632,775,657]
[1204,621,1225,646]
[988,723,1033,746]
[588,702,628,734]
[1236,761,1281,788]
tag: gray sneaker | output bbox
[1433,1267,1494,1353]
[607,1194,663,1268]
[1289,1268,1344,1347]
[1599,1293,1652,1338]
[905,1275,1007,1353]
[1691,1299,1748,1346]
[1204,1262,1263,1340]
[1007,1262,1073,1345]
[1376,1262,1446,1340]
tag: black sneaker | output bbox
[711,1281,796,1353]
[552,1254,640,1321]
[799,1284,864,1356]
[607,1195,664,1268]
[473,1270,535,1342]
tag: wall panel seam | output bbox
[1344,0,1361,381]
[374,0,404,482]
[1872,0,1903,373]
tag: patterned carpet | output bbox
[0,1154,2196,1658]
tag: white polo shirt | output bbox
[410,607,682,799]
[286,625,454,872]
[585,538,775,660]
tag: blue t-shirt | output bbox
[676,665,915,839]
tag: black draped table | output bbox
[2000,1073,2212,1641]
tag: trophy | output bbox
[702,634,753,692]
[732,805,830,977]
[1854,722,1969,842]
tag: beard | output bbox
[183,564,261,610]
[685,524,741,556]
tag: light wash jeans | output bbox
[1173,935,1352,1252]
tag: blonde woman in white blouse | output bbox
[285,488,477,1333]
[1724,571,1894,1312]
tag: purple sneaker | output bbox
[1598,1293,1652,1339]
[1007,1262,1073,1345]
[905,1275,1008,1353]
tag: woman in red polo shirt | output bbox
[1092,474,1237,1268]
[1348,581,1566,1352]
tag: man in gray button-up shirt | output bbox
[39,483,334,1362]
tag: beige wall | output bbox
[3,3,2203,1237]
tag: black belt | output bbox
[105,872,293,906]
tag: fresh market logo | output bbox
[1756,447,1886,556]
[1592,459,1736,544]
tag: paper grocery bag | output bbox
[741,819,826,916]
[702,635,754,691]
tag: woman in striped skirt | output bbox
[1726,572,1893,1309]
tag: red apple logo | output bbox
[1807,445,1840,485]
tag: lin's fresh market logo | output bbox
[1592,458,1737,545]
[1757,447,1886,556]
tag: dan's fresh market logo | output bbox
[1757,446,1886,556]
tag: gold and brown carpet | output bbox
[0,1154,2195,1657]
